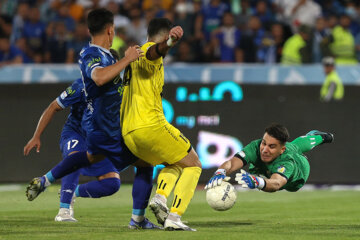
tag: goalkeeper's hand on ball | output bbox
[205,169,230,189]
[235,169,266,190]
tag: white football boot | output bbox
[164,213,196,231]
[149,194,169,225]
[58,189,76,218]
[69,195,76,218]
[55,208,77,222]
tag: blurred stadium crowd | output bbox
[1,0,360,65]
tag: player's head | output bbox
[147,18,173,43]
[87,8,114,43]
[260,123,289,163]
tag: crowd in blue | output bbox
[0,0,360,66]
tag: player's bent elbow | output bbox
[91,71,106,86]
[93,77,105,87]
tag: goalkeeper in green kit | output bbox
[205,123,334,192]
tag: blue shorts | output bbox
[60,130,119,177]
[86,130,137,171]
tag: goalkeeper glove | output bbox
[204,169,230,189]
[235,169,266,190]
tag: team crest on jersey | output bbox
[66,86,76,96]
[277,166,286,174]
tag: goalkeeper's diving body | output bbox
[205,123,334,192]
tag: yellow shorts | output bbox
[123,122,192,166]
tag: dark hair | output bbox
[265,123,289,145]
[147,18,172,38]
[87,8,114,36]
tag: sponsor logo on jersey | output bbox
[60,91,68,99]
[87,57,101,67]
[277,166,286,174]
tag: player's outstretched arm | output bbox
[235,170,287,192]
[24,100,63,156]
[262,173,287,192]
[146,26,184,60]
[92,46,143,86]
[205,156,244,189]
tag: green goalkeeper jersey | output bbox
[236,139,310,192]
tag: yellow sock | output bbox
[170,166,202,216]
[156,165,183,198]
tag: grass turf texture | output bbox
[1,185,360,240]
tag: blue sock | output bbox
[77,178,120,198]
[59,170,80,209]
[50,151,90,181]
[132,167,153,212]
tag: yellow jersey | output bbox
[120,42,167,136]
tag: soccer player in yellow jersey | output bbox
[120,18,202,231]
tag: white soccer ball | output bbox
[206,182,237,211]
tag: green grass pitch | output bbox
[1,184,360,240]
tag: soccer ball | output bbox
[206,182,237,211]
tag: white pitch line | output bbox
[0,184,22,192]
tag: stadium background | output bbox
[1,0,360,185]
[1,66,359,184]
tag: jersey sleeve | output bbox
[82,50,107,79]
[234,139,261,166]
[56,79,83,109]
[270,161,295,180]
[142,42,162,65]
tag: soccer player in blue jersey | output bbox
[24,75,156,226]
[24,78,122,222]
[25,8,160,229]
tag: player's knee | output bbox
[100,178,121,196]
[192,157,202,168]
[189,149,202,168]
[178,149,202,168]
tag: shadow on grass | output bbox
[190,221,253,228]
[304,224,360,230]
[0,218,118,232]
